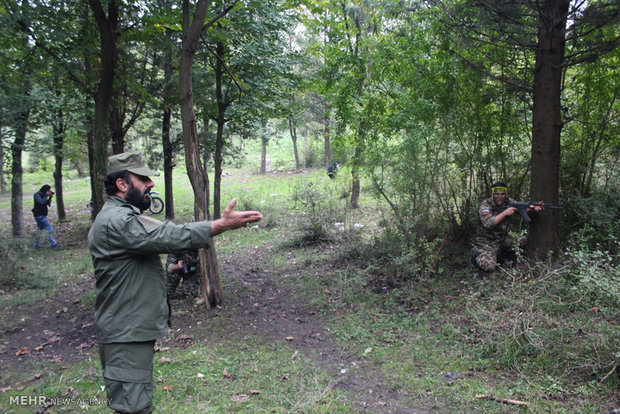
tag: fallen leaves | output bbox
[16,347,30,356]
[230,390,260,403]
[75,341,95,350]
[230,393,249,403]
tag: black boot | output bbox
[469,248,480,268]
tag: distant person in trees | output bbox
[88,152,262,414]
[470,182,544,271]
[166,251,201,299]
[32,184,58,248]
[326,161,340,179]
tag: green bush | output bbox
[288,182,349,247]
[565,241,620,308]
[563,189,620,255]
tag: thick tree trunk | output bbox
[53,153,66,221]
[11,111,28,238]
[52,94,66,221]
[52,119,66,221]
[87,0,119,218]
[528,0,569,260]
[110,102,124,154]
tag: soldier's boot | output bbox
[469,248,480,269]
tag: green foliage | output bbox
[565,242,620,307]
[301,136,323,168]
[466,263,619,385]
[288,180,350,247]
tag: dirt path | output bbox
[0,244,422,413]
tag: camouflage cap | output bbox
[107,152,156,176]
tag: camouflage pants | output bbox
[474,235,526,271]
[166,270,202,298]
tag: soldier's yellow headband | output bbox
[492,186,508,194]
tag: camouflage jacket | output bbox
[476,197,514,243]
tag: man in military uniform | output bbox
[471,182,543,271]
[166,251,201,299]
[88,152,262,413]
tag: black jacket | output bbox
[33,191,52,216]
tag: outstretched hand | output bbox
[210,198,263,236]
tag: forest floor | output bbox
[1,170,618,413]
[0,218,421,413]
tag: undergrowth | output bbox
[0,238,55,290]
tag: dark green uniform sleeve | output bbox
[88,197,213,343]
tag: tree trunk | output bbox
[350,145,361,209]
[0,126,6,193]
[260,136,268,174]
[323,110,331,168]
[528,0,569,260]
[289,117,300,170]
[162,107,175,220]
[213,40,226,220]
[87,0,119,218]
[11,108,28,238]
[52,111,66,221]
[110,100,125,154]
[180,0,234,308]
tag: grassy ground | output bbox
[0,153,617,413]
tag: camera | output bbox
[174,253,198,274]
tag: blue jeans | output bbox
[33,215,57,247]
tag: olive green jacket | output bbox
[88,196,212,343]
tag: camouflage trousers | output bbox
[166,270,202,299]
[474,235,526,272]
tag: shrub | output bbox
[564,240,620,308]
[287,182,349,247]
[562,189,620,255]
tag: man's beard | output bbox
[126,183,151,211]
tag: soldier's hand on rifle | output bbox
[529,201,545,212]
[494,206,517,225]
[503,207,518,217]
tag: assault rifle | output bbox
[500,201,564,224]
